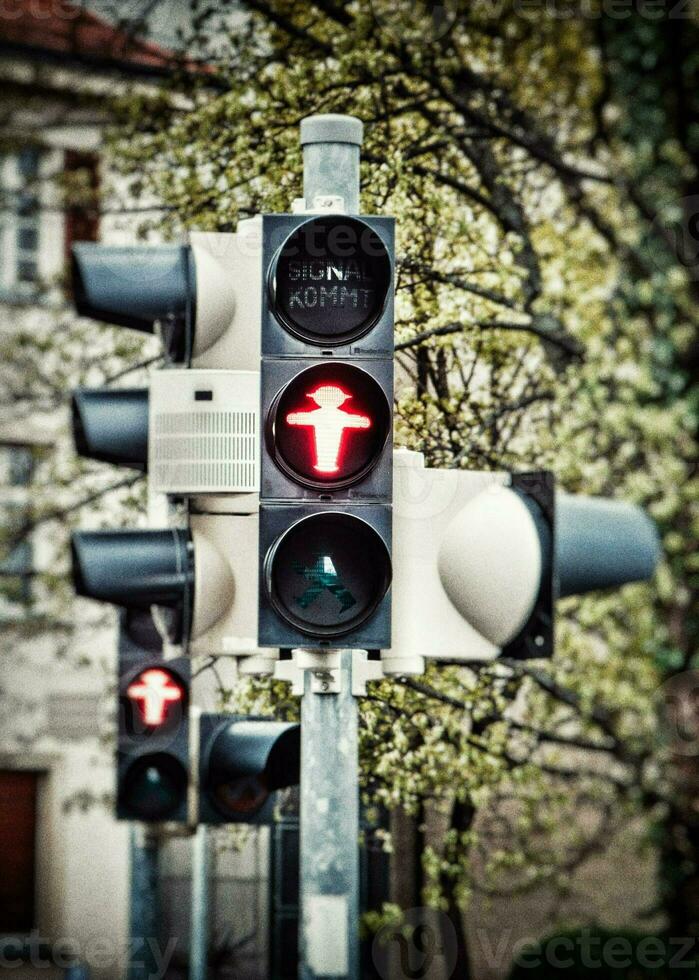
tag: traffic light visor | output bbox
[71,529,193,635]
[71,243,194,361]
[72,387,148,470]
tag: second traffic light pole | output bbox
[298,115,364,980]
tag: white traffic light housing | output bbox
[387,452,660,674]
[71,223,261,370]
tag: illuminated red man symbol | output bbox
[127,669,183,726]
[286,385,371,474]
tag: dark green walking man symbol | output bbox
[293,555,356,612]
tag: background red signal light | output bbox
[127,668,184,726]
[269,363,390,490]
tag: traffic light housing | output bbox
[386,453,661,673]
[258,213,395,649]
[198,714,300,825]
[117,614,190,823]
[71,226,259,369]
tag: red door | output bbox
[0,770,38,933]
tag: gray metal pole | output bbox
[297,113,364,980]
[189,826,211,980]
[299,651,360,980]
[128,826,160,980]
[300,114,363,214]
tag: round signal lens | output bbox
[265,512,391,638]
[270,216,391,345]
[212,774,269,818]
[269,363,391,490]
[121,753,187,821]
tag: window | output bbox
[0,147,42,296]
[63,150,100,259]
[0,444,35,608]
[0,771,39,933]
[0,444,34,487]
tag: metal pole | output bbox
[297,114,364,980]
[300,114,363,214]
[190,825,211,980]
[128,826,160,980]
[299,651,360,980]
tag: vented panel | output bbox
[152,410,257,491]
[149,369,260,495]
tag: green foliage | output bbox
[101,0,699,928]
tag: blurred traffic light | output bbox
[117,639,190,823]
[198,714,300,825]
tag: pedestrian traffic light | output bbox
[198,714,300,825]
[258,212,395,649]
[118,638,190,823]
[386,452,661,673]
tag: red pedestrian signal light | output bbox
[117,647,190,823]
[126,668,185,727]
[287,384,370,474]
[268,363,391,490]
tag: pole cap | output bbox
[300,114,363,147]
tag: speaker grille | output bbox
[151,410,257,492]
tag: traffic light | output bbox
[70,382,239,647]
[198,714,300,825]
[258,213,395,649]
[71,224,260,368]
[117,617,190,822]
[386,452,661,673]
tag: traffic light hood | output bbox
[208,719,301,792]
[556,493,661,597]
[71,241,238,365]
[72,387,148,471]
[72,244,195,361]
[71,526,236,645]
[71,526,192,615]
